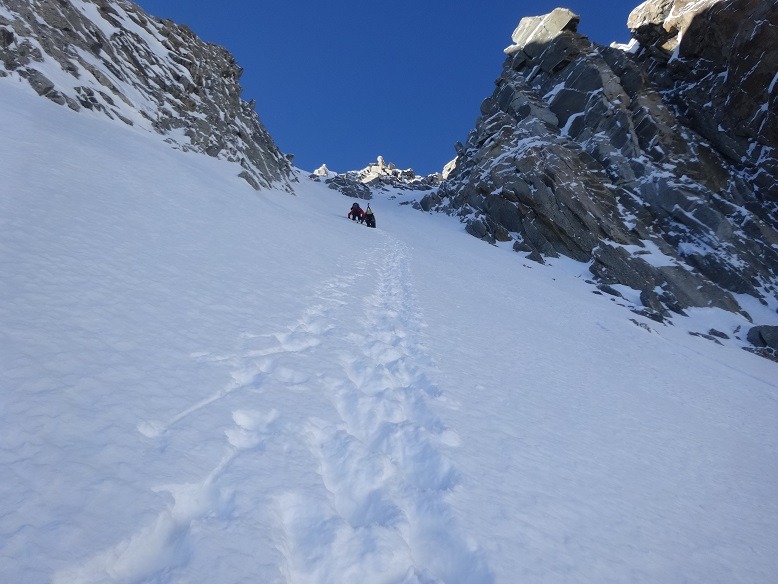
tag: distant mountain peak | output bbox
[311,156,442,199]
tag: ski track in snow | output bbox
[56,234,492,584]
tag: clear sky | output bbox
[132,1,641,175]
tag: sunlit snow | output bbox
[2,78,777,583]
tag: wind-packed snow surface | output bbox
[2,79,778,584]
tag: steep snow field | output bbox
[2,79,777,583]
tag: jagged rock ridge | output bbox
[313,156,442,200]
[423,0,777,322]
[0,0,293,190]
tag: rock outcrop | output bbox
[426,1,778,320]
[0,0,293,190]
[746,324,778,361]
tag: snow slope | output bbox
[2,78,777,583]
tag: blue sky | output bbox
[133,1,640,174]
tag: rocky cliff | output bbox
[0,0,293,190]
[422,0,777,324]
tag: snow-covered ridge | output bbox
[0,0,293,190]
[312,156,442,200]
[355,156,442,191]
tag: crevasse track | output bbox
[57,233,493,584]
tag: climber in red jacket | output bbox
[347,202,365,223]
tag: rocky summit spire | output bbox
[422,0,777,323]
[0,0,294,191]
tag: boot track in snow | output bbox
[57,234,493,584]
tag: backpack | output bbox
[364,207,376,227]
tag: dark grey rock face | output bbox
[746,324,778,361]
[322,175,373,200]
[429,1,778,319]
[0,0,293,191]
[747,325,778,349]
[629,0,778,199]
